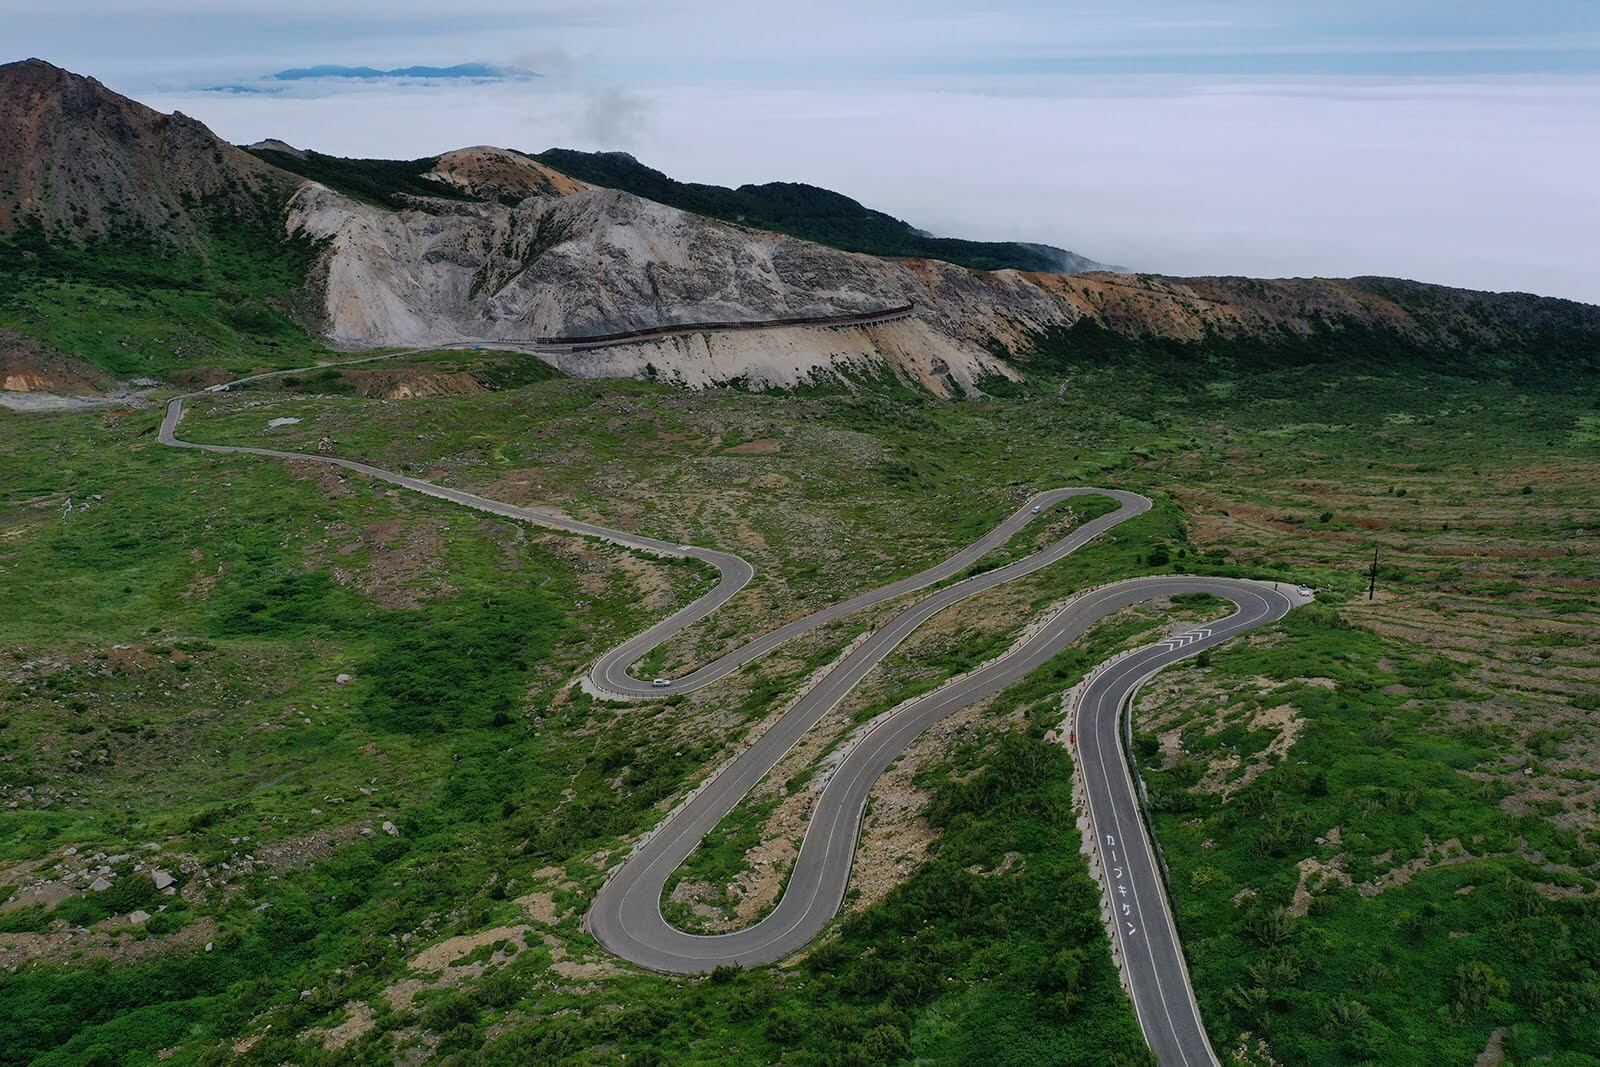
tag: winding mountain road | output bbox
[160,351,1305,1067]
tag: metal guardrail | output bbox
[527,302,915,349]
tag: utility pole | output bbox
[1368,545,1380,601]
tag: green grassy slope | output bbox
[0,212,331,378]
[1140,611,1600,1065]
[4,349,1597,1064]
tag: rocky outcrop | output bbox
[537,315,1018,394]
[1032,271,1600,365]
[288,167,1600,389]
[424,147,588,202]
[0,330,113,394]
[285,181,1079,389]
[246,138,306,159]
[0,59,298,241]
[290,183,889,344]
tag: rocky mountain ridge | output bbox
[287,155,1599,390]
[528,147,1119,275]
[0,58,296,241]
[4,58,1597,394]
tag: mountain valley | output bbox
[2,55,1599,1067]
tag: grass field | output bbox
[0,220,327,379]
[2,345,1598,1064]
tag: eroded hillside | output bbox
[0,59,297,241]
[3,57,1598,398]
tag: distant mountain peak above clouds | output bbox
[246,138,306,158]
[205,63,540,95]
[268,63,539,82]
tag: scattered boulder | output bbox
[151,869,175,891]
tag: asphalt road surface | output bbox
[161,358,1304,1067]
[589,486,1151,696]
[584,576,1297,978]
[1068,577,1297,1067]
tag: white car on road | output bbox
[652,678,672,688]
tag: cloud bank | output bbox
[15,0,1600,300]
[142,74,1600,302]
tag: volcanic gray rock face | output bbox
[293,184,877,341]
[287,180,1065,391]
[279,124,1600,393]
[282,172,1600,394]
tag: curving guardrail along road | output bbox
[447,302,916,355]
[160,354,1306,1067]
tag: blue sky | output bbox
[9,1,1600,299]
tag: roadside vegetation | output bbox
[2,328,1597,1064]
[1138,609,1600,1064]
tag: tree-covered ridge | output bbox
[237,139,1110,273]
[532,148,1110,274]
[242,148,476,211]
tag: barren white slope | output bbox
[287,180,1081,393]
